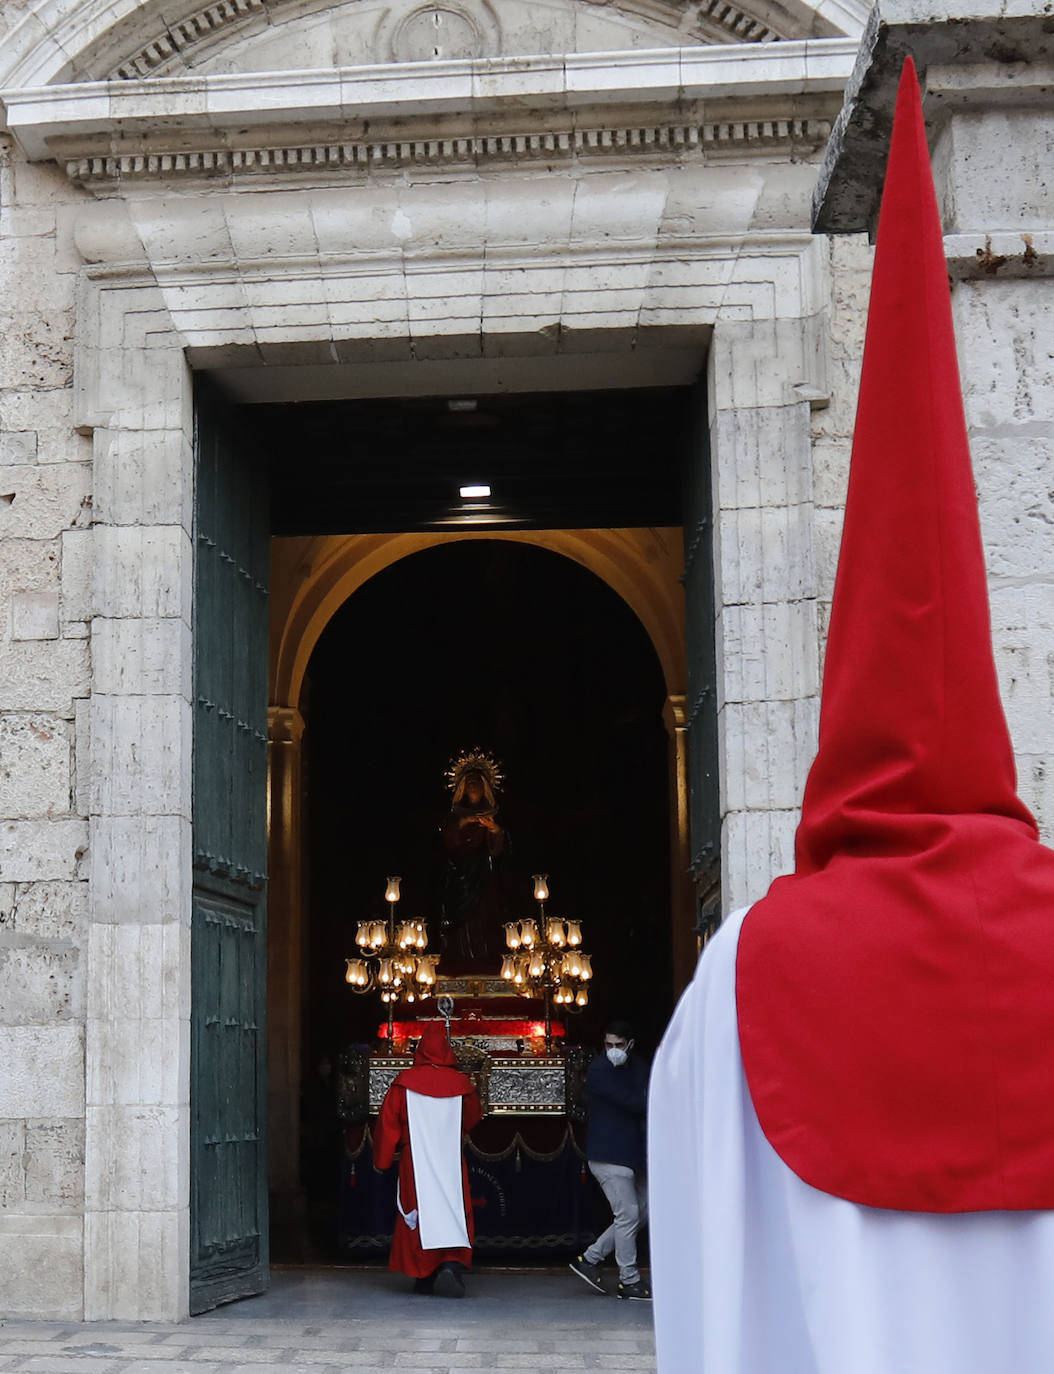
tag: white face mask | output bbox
[606,1046,628,1067]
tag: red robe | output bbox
[373,1024,482,1279]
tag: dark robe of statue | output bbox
[440,769,507,968]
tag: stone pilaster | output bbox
[82,326,196,1322]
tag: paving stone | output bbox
[0,1273,656,1370]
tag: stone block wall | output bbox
[958,273,1054,840]
[937,99,1054,842]
[810,231,872,650]
[0,136,91,1318]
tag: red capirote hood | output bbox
[735,59,1054,1213]
[394,1023,475,1098]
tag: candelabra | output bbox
[500,875,593,1049]
[345,877,439,1040]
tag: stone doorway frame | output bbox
[76,215,826,1318]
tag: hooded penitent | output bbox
[735,59,1054,1213]
[394,1022,475,1099]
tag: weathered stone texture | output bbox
[0,311,74,392]
[721,698,817,812]
[0,817,86,883]
[83,1208,187,1322]
[973,434,1054,582]
[92,526,192,622]
[0,713,70,815]
[92,616,192,698]
[0,1116,22,1204]
[0,1120,80,1208]
[0,430,37,463]
[0,537,59,615]
[939,109,1054,235]
[0,637,89,711]
[0,462,91,542]
[1,387,87,467]
[718,601,819,707]
[85,1105,186,1211]
[23,1118,85,1206]
[811,231,872,604]
[0,942,82,1022]
[709,307,825,904]
[0,1215,83,1319]
[954,277,1054,838]
[10,879,88,942]
[0,1023,83,1118]
[93,428,193,530]
[0,152,89,1271]
[9,587,58,640]
[957,280,1054,432]
[722,806,798,913]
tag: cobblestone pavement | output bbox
[0,1269,656,1373]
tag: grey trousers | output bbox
[583,1161,648,1284]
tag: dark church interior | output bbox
[248,386,692,1266]
[292,540,673,1263]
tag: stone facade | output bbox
[0,0,1049,1325]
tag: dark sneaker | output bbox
[569,1255,606,1294]
[618,1280,651,1301]
[434,1262,466,1298]
[412,1275,435,1295]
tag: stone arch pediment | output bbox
[1,0,867,88]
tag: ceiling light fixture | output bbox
[459,484,491,499]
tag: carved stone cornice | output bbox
[110,0,295,80]
[2,41,857,165]
[62,114,832,187]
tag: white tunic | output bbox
[405,1089,471,1251]
[648,906,1054,1374]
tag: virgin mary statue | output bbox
[440,750,508,969]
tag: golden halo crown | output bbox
[446,748,504,794]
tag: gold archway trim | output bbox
[270,528,686,709]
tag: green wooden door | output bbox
[190,380,271,1313]
[682,382,722,939]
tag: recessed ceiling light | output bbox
[459,484,491,499]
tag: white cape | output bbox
[405,1089,470,1251]
[649,906,1054,1374]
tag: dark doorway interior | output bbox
[249,388,683,534]
[295,540,672,1260]
[246,380,700,1267]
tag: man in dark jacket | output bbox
[569,1019,650,1300]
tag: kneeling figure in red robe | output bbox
[373,1023,482,1296]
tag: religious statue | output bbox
[440,749,508,968]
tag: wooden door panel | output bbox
[190,381,270,1313]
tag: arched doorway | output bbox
[290,541,671,1258]
[267,527,692,1249]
